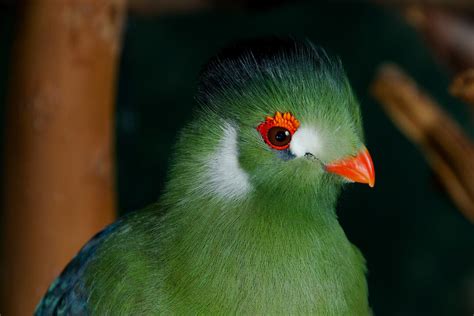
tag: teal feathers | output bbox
[37,38,372,315]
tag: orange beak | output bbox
[325,147,375,187]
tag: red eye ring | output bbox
[257,112,300,150]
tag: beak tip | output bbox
[326,147,375,188]
[367,166,375,188]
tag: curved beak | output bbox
[325,147,375,187]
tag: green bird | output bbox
[36,38,375,315]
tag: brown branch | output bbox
[450,68,474,108]
[402,5,474,72]
[371,64,474,222]
[375,0,474,14]
[0,1,126,314]
[374,2,474,70]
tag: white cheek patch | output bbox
[289,125,323,157]
[205,122,252,200]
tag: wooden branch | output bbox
[375,0,474,14]
[450,68,474,108]
[371,64,474,222]
[402,5,474,71]
[0,1,126,314]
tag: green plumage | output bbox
[37,39,370,315]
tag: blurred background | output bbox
[1,0,474,315]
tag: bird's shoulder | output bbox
[34,219,123,316]
[35,204,161,316]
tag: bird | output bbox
[36,38,375,315]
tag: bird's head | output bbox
[191,39,374,206]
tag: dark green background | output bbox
[2,2,474,315]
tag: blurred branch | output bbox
[371,64,474,222]
[403,6,474,72]
[0,0,125,314]
[450,69,474,108]
[374,1,474,73]
[375,0,474,14]
[1,0,297,15]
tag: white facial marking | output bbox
[205,122,251,200]
[289,125,323,157]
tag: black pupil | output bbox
[275,130,289,142]
[268,127,291,147]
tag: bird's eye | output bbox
[268,127,291,148]
[256,111,300,151]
